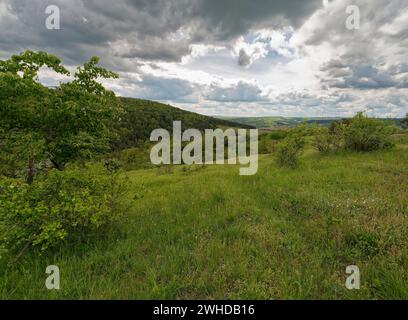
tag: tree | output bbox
[0,51,123,184]
[0,51,69,183]
[46,56,123,170]
[0,50,69,80]
[71,56,118,96]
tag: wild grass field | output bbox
[1,133,407,300]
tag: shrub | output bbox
[312,127,333,153]
[312,125,344,153]
[343,112,395,152]
[313,113,396,153]
[258,131,286,154]
[275,134,305,168]
[103,158,123,172]
[0,164,126,260]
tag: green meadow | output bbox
[1,51,407,300]
[1,133,407,299]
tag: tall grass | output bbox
[0,133,407,299]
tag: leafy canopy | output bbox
[0,50,123,181]
[0,50,69,80]
[72,56,118,96]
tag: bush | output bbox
[312,113,396,153]
[343,112,395,152]
[312,127,333,153]
[312,125,343,153]
[275,134,305,168]
[0,164,126,260]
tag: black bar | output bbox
[1,300,404,318]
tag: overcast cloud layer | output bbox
[0,0,407,117]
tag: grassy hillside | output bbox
[117,98,254,148]
[215,116,340,129]
[217,116,404,129]
[2,133,407,299]
[2,51,407,301]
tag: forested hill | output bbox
[117,97,254,148]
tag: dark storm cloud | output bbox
[0,0,322,65]
[189,0,321,41]
[121,75,199,103]
[320,58,408,89]
[2,0,406,117]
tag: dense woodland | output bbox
[117,97,254,149]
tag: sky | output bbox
[0,0,407,117]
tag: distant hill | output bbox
[116,98,254,148]
[216,116,404,129]
[115,98,403,149]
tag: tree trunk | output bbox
[26,158,36,185]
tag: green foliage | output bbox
[116,97,253,149]
[0,165,126,258]
[48,87,121,167]
[258,137,269,155]
[266,130,288,140]
[115,146,155,171]
[0,51,123,182]
[0,51,127,261]
[275,128,306,168]
[71,56,118,96]
[103,158,123,173]
[312,127,332,153]
[218,116,309,129]
[0,129,46,178]
[342,112,395,152]
[0,50,69,80]
[258,131,287,154]
[258,135,269,154]
[311,125,343,153]
[312,113,397,153]
[0,132,407,299]
[220,115,403,130]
